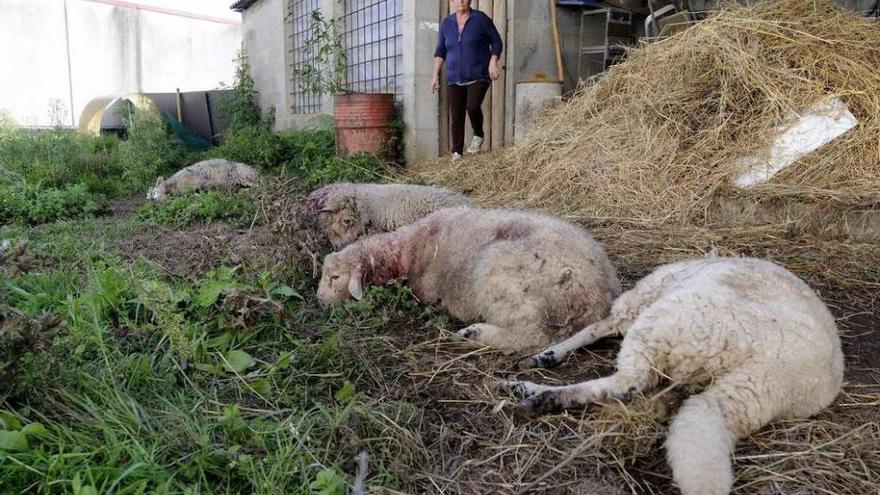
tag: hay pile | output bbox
[413,0,880,229]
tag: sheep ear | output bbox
[306,188,328,210]
[348,266,364,301]
[155,176,164,187]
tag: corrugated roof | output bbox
[230,0,258,12]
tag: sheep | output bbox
[306,182,473,248]
[317,206,621,352]
[503,256,844,495]
[146,159,260,202]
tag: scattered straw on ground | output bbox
[358,317,879,494]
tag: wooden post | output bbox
[438,1,449,156]
[176,88,183,123]
[480,0,493,149]
[491,0,507,149]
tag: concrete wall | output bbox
[240,0,289,130]
[505,1,558,142]
[401,0,442,163]
[0,0,240,127]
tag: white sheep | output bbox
[146,159,260,202]
[316,207,621,352]
[306,182,473,248]
[504,256,844,495]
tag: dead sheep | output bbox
[306,182,473,248]
[504,256,844,495]
[146,159,260,202]
[317,207,621,352]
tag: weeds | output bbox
[136,190,258,228]
[0,182,101,225]
[1,239,429,493]
[218,47,269,133]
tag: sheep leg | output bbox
[518,318,618,369]
[503,341,656,414]
[458,323,518,349]
[499,376,633,414]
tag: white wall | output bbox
[0,0,241,127]
[241,0,294,130]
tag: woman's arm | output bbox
[432,23,447,93]
[486,17,503,80]
[431,57,444,93]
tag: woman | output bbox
[432,0,503,161]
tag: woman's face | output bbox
[451,0,471,14]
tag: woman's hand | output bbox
[431,74,440,93]
[489,59,502,80]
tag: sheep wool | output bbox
[317,207,621,352]
[147,159,260,202]
[508,256,844,495]
[306,182,473,248]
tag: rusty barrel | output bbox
[334,93,395,156]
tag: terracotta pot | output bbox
[334,93,395,155]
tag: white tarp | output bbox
[733,97,858,188]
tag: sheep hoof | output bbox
[518,349,559,370]
[521,391,565,415]
[498,379,529,398]
[457,324,482,340]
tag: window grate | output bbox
[288,0,322,114]
[340,0,403,100]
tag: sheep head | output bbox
[317,251,364,306]
[324,204,365,248]
[310,191,365,248]
[146,177,166,201]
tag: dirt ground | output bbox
[106,196,148,218]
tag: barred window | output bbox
[288,0,322,114]
[340,0,403,100]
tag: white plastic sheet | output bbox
[733,97,857,188]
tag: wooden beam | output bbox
[491,0,507,149]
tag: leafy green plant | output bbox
[211,126,286,170]
[0,182,101,225]
[0,129,125,196]
[295,11,349,96]
[0,109,17,132]
[310,468,347,495]
[302,153,385,189]
[218,47,270,132]
[136,190,257,228]
[213,127,337,173]
[114,108,195,193]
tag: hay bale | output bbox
[413,0,880,228]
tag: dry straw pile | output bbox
[413,0,880,228]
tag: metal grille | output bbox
[340,0,403,99]
[288,0,322,114]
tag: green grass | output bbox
[1,243,429,493]
[136,190,259,229]
[1,108,413,493]
[0,182,101,225]
[0,182,431,494]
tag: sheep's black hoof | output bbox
[519,349,559,370]
[498,379,528,398]
[457,325,480,340]
[521,391,565,415]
